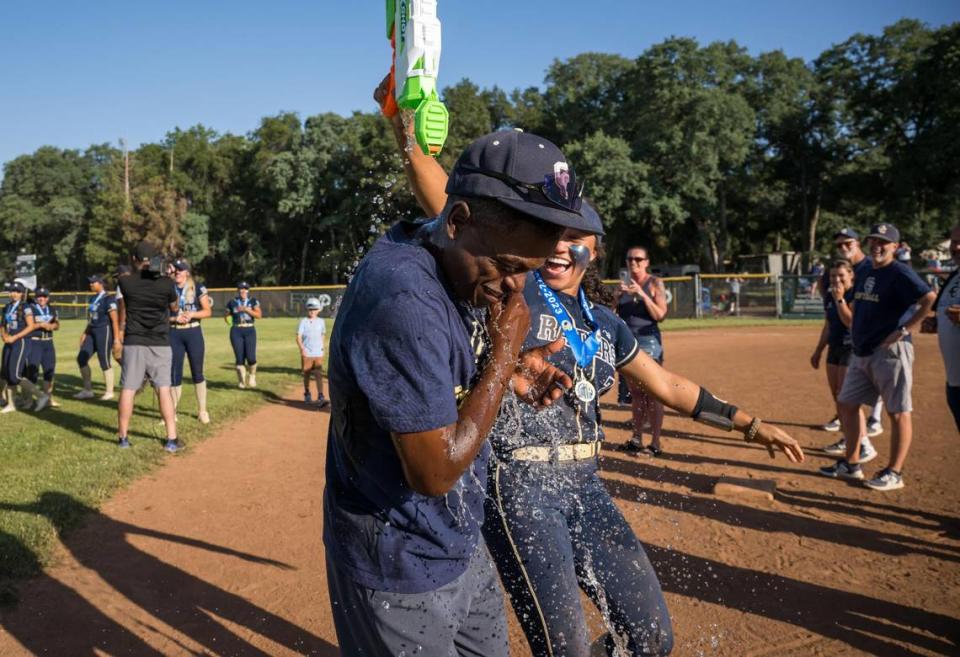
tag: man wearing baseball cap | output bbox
[115,241,180,451]
[817,227,884,442]
[820,223,936,491]
[323,123,589,655]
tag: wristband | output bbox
[744,417,762,443]
[691,387,738,431]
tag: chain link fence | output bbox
[42,267,956,323]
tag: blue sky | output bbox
[1,1,957,169]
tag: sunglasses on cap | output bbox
[456,163,584,212]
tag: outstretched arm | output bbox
[620,352,804,462]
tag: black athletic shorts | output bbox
[826,343,853,367]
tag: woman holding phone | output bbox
[617,247,669,455]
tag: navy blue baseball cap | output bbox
[9,281,26,293]
[580,201,605,236]
[237,281,250,289]
[35,287,50,297]
[87,274,105,284]
[446,130,592,231]
[173,259,191,272]
[867,223,901,243]
[833,228,860,241]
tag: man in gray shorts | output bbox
[115,242,180,452]
[819,223,936,491]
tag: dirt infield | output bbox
[0,326,956,656]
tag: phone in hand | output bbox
[619,268,631,286]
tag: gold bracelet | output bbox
[744,417,762,443]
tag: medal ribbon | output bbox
[533,271,601,368]
[89,291,104,315]
[5,300,20,327]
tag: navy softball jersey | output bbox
[490,272,640,454]
[225,296,259,325]
[2,301,29,385]
[86,292,117,328]
[323,221,491,594]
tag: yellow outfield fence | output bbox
[37,269,955,321]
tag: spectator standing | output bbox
[617,246,669,456]
[819,228,885,437]
[922,224,960,431]
[819,223,936,490]
[115,242,180,451]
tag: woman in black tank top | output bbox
[616,246,668,456]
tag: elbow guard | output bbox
[691,387,737,431]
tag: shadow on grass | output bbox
[0,493,337,656]
[648,544,960,657]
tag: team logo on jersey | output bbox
[864,277,876,294]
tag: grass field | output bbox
[0,314,814,602]
[0,317,330,602]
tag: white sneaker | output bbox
[198,411,210,425]
[866,420,883,437]
[73,389,95,400]
[822,417,841,432]
[247,376,257,388]
[858,439,878,464]
[0,404,16,414]
[819,460,865,480]
[34,394,51,412]
[238,381,246,389]
[48,397,61,408]
[864,468,904,491]
[99,392,114,401]
[822,438,846,456]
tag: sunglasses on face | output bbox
[456,164,584,212]
[626,257,648,263]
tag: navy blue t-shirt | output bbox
[824,289,854,348]
[323,222,491,594]
[490,273,640,456]
[851,261,931,356]
[86,292,117,329]
[226,297,259,326]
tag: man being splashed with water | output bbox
[323,129,598,656]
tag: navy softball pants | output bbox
[229,326,257,366]
[2,339,29,386]
[77,326,112,370]
[26,339,55,383]
[483,457,673,657]
[170,326,205,386]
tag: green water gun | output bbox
[384,0,449,156]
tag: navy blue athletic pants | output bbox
[948,385,960,433]
[77,326,112,370]
[483,457,673,657]
[26,339,55,383]
[2,340,29,386]
[229,326,257,366]
[170,326,205,385]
